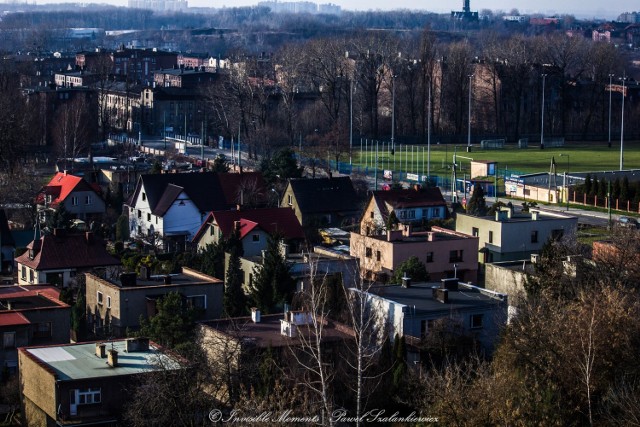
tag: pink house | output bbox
[350,225,478,283]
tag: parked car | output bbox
[618,216,638,228]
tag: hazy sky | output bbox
[31,0,631,20]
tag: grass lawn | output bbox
[352,140,640,177]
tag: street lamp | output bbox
[560,153,569,211]
[608,73,614,148]
[620,75,627,171]
[467,74,473,152]
[541,73,547,150]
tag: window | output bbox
[472,227,479,237]
[426,252,434,263]
[71,196,78,206]
[29,269,34,284]
[3,332,15,349]
[34,322,52,339]
[370,211,374,219]
[142,192,146,201]
[407,210,416,219]
[186,295,206,310]
[365,247,372,258]
[531,230,539,243]
[489,231,494,244]
[107,296,111,309]
[399,210,406,219]
[97,291,103,305]
[470,314,484,329]
[21,266,26,280]
[147,213,151,222]
[422,209,429,218]
[85,195,92,205]
[376,250,381,262]
[449,250,463,263]
[210,225,215,236]
[137,210,142,219]
[287,194,293,206]
[77,388,101,405]
[252,234,260,242]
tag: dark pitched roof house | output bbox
[15,230,120,271]
[128,172,267,215]
[372,187,447,219]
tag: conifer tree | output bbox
[250,235,295,314]
[466,184,487,216]
[223,230,247,317]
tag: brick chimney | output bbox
[107,349,118,367]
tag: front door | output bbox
[70,390,78,416]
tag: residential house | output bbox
[15,230,120,288]
[153,68,218,89]
[225,245,359,294]
[125,171,267,250]
[281,177,360,228]
[355,279,507,355]
[192,207,305,256]
[360,186,448,235]
[36,171,105,224]
[54,70,100,88]
[455,208,578,264]
[85,267,223,337]
[19,338,184,426]
[350,225,479,283]
[198,310,353,402]
[0,210,15,274]
[177,53,210,69]
[0,285,70,374]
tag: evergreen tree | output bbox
[137,292,198,354]
[115,214,129,242]
[259,148,303,185]
[250,235,295,314]
[199,240,227,280]
[386,210,399,231]
[47,205,72,230]
[393,256,429,284]
[223,231,247,318]
[465,184,487,216]
[211,154,230,173]
[392,334,407,389]
[613,178,621,201]
[621,176,630,202]
[584,173,592,196]
[598,178,607,200]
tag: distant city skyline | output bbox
[27,0,631,20]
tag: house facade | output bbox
[36,172,106,224]
[15,230,120,288]
[356,280,508,354]
[85,267,223,337]
[359,186,448,235]
[19,338,184,426]
[281,177,360,228]
[455,208,578,264]
[350,225,479,283]
[193,207,305,256]
[0,285,70,374]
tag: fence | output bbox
[571,190,640,213]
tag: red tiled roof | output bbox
[0,285,63,304]
[192,207,304,243]
[15,231,120,271]
[36,172,97,207]
[0,312,30,327]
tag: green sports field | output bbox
[352,141,640,177]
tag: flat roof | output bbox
[24,340,182,381]
[94,268,222,289]
[365,282,505,315]
[200,314,353,348]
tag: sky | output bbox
[30,0,632,20]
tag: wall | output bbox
[62,190,106,219]
[484,262,528,306]
[19,349,57,422]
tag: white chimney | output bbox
[251,307,261,323]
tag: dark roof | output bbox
[15,231,120,271]
[0,210,14,247]
[373,187,446,211]
[192,208,304,243]
[369,283,505,316]
[129,172,267,215]
[288,177,358,215]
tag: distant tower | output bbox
[463,0,470,13]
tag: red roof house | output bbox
[36,172,105,223]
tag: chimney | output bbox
[107,349,118,367]
[531,210,539,220]
[402,224,412,237]
[163,275,172,285]
[234,220,241,232]
[96,343,106,358]
[531,253,540,264]
[432,287,449,303]
[401,272,411,288]
[139,266,151,281]
[251,307,261,323]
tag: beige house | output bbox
[350,225,479,283]
[456,208,578,264]
[85,267,223,337]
